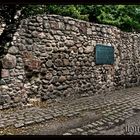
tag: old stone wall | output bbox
[0,14,140,109]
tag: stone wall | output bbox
[0,14,140,109]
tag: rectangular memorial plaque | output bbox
[95,44,114,65]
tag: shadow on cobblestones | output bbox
[0,86,140,135]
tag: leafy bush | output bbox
[23,5,140,33]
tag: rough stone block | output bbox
[46,60,53,67]
[50,21,59,29]
[14,96,21,103]
[84,46,94,53]
[19,44,26,51]
[8,46,19,54]
[63,59,70,66]
[65,40,74,46]
[1,69,9,78]
[59,76,66,83]
[14,123,24,128]
[54,59,63,67]
[78,47,84,54]
[38,32,46,39]
[2,54,16,69]
[47,84,54,92]
[51,76,58,84]
[32,31,39,38]
[0,79,6,85]
[87,28,92,35]
[0,95,5,105]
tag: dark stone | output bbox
[19,44,26,51]
[63,70,69,75]
[45,73,52,80]
[130,77,137,83]
[33,38,40,42]
[52,54,59,60]
[48,84,54,92]
[25,33,32,38]
[4,79,11,84]
[2,95,11,103]
[52,90,61,96]
[55,59,63,67]
[40,68,47,76]
[34,23,40,27]
[79,23,87,34]
[26,45,32,51]
[42,95,49,100]
[51,76,58,84]
[26,72,33,79]
[48,93,56,99]
[32,31,39,38]
[0,95,5,105]
[26,39,33,45]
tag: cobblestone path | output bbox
[0,86,140,135]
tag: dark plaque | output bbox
[95,44,114,65]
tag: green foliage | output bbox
[23,5,88,21]
[22,5,140,33]
[23,5,47,17]
[47,5,89,20]
[89,5,140,32]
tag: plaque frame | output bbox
[95,44,114,65]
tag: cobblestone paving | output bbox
[62,88,140,135]
[0,87,140,135]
